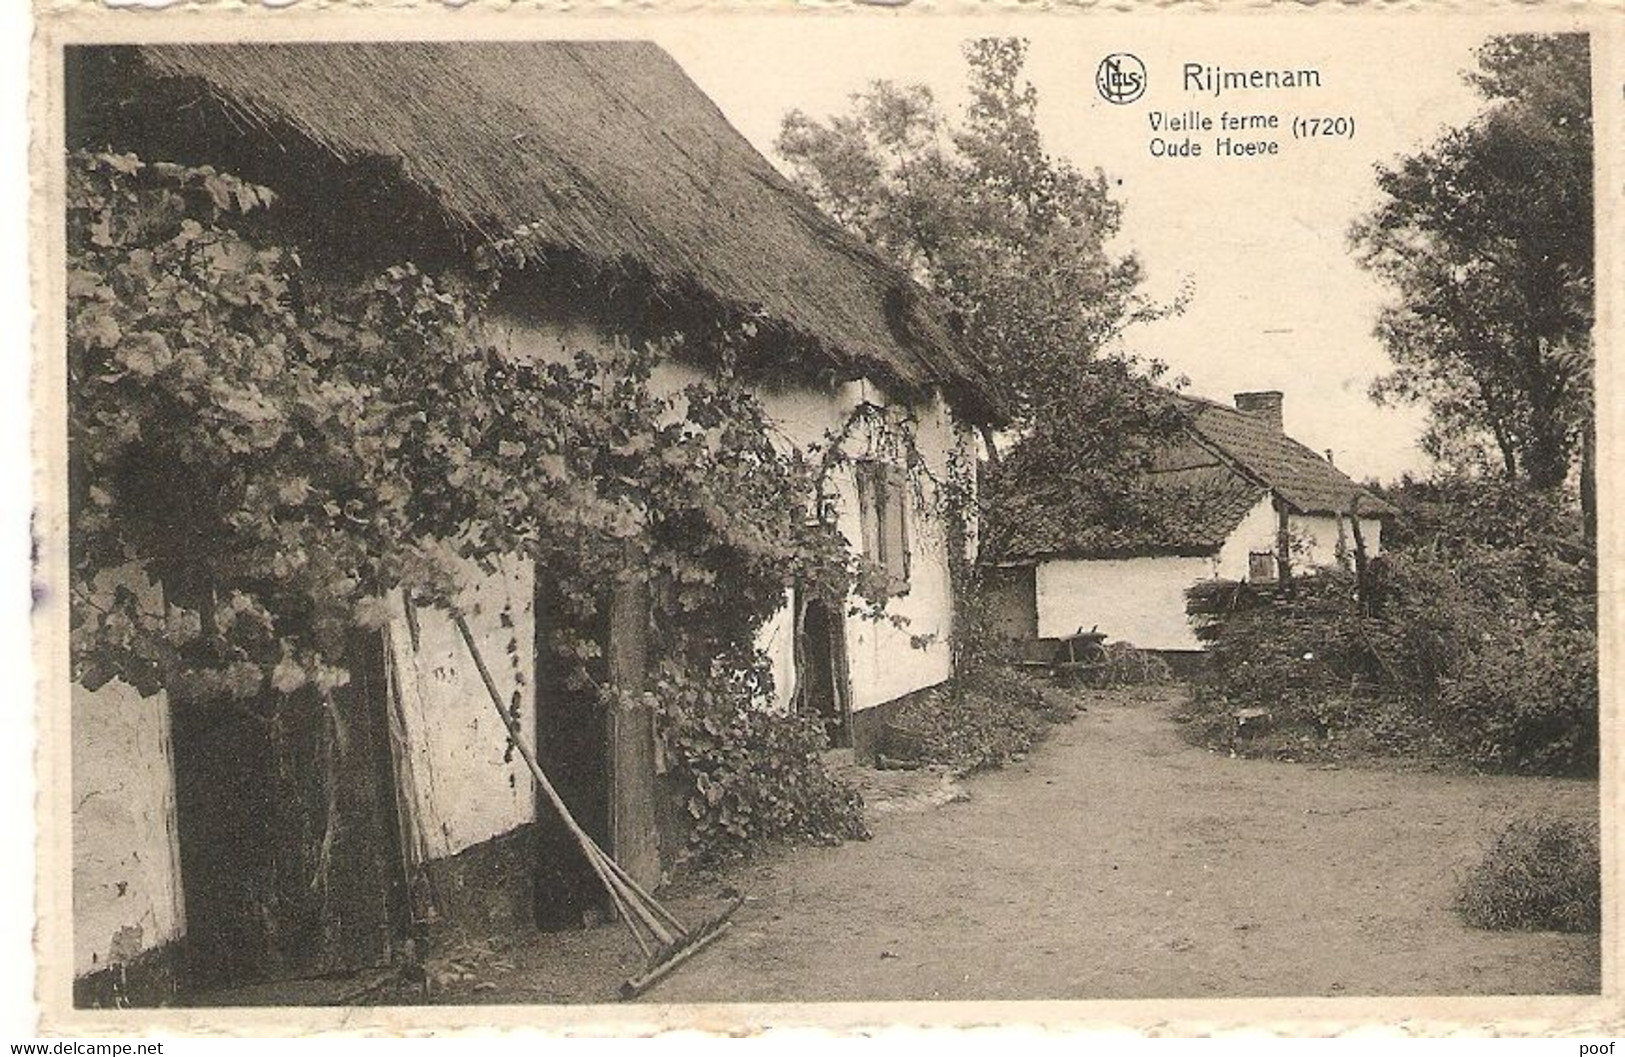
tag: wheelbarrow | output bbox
[1052,626,1110,686]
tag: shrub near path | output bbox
[1183,550,1598,777]
[1458,816,1601,933]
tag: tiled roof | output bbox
[1178,396,1398,518]
[985,394,1395,563]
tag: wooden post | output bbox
[829,603,855,750]
[1274,495,1294,595]
[607,566,661,891]
[788,588,809,713]
[1348,496,1373,616]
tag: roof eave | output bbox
[990,544,1224,564]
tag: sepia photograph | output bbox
[30,4,1614,1034]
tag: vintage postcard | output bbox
[27,0,1622,1038]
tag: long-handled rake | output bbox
[452,613,740,999]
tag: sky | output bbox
[622,15,1521,484]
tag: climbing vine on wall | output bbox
[69,150,890,839]
[67,149,906,851]
[69,148,830,691]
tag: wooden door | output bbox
[984,565,1038,641]
[796,591,853,748]
[169,631,407,990]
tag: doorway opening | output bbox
[795,590,853,749]
[530,569,661,930]
[531,573,614,931]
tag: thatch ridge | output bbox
[130,41,1001,420]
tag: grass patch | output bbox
[1456,816,1600,933]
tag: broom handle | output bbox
[589,835,677,947]
[599,861,656,959]
[452,612,678,946]
[454,614,602,859]
[595,836,687,933]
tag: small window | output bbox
[1248,550,1278,582]
[855,460,910,593]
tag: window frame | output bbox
[855,459,911,595]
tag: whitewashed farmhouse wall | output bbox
[384,555,537,863]
[69,556,535,985]
[1034,496,1387,652]
[70,570,186,978]
[1035,555,1214,650]
[485,313,966,717]
[72,677,186,979]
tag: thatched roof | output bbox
[986,453,1265,562]
[118,42,1002,420]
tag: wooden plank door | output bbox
[169,630,406,990]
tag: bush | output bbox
[653,675,870,863]
[1185,573,1398,739]
[1185,537,1597,774]
[1457,816,1600,932]
[1440,624,1598,775]
[962,663,1065,717]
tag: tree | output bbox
[1350,34,1593,493]
[775,38,1185,487]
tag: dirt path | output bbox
[421,685,1599,1004]
[652,686,1597,1002]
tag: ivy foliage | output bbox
[67,148,878,852]
[650,667,870,861]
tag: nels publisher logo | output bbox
[1097,53,1147,104]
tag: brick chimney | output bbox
[1234,390,1284,432]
